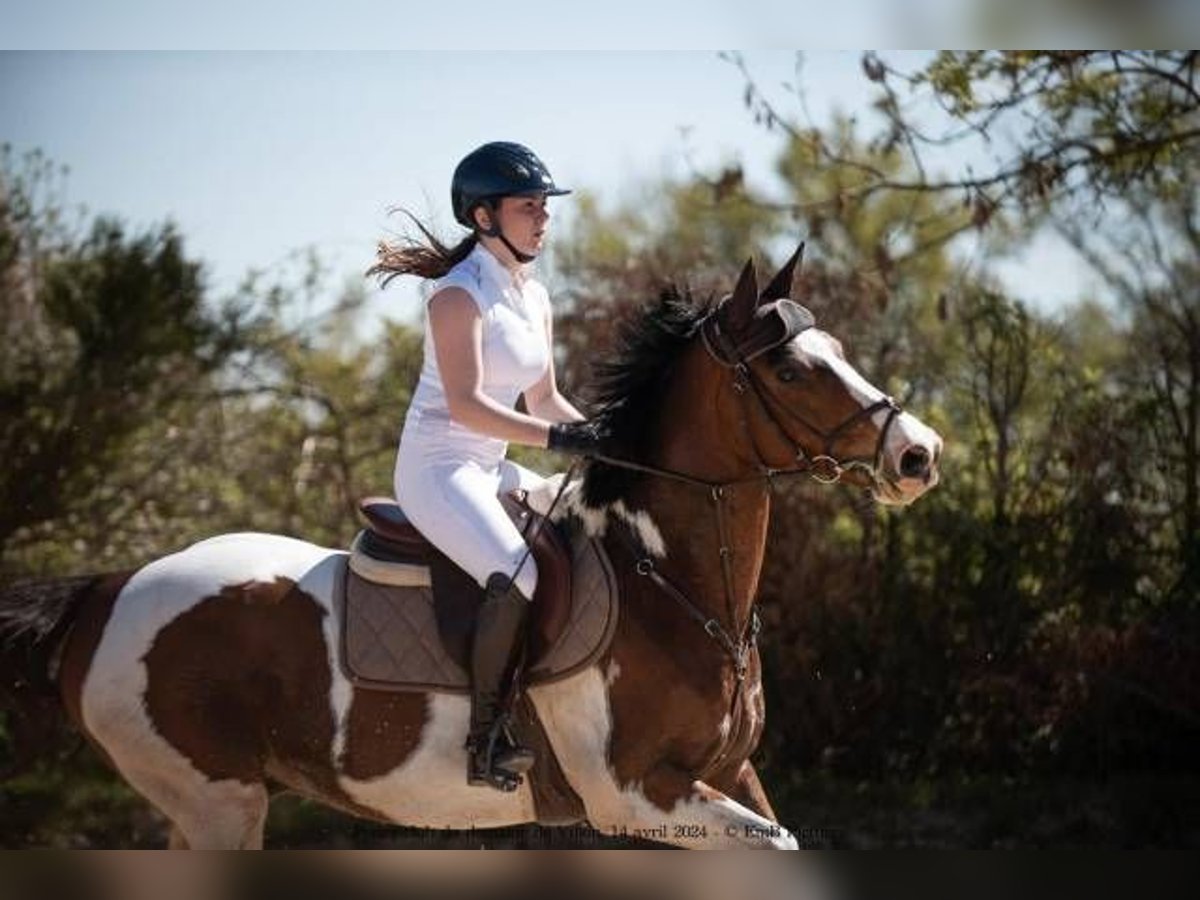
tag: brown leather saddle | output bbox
[356,494,573,670]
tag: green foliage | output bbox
[897,51,1200,208]
[0,147,261,573]
[208,309,423,548]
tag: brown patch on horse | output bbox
[142,578,320,782]
[139,578,382,820]
[59,572,134,757]
[339,689,428,780]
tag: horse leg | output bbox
[84,701,270,849]
[707,759,779,822]
[531,669,796,849]
[150,777,269,849]
[108,758,270,849]
[583,765,799,849]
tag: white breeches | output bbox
[394,450,544,600]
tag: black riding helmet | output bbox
[451,142,570,261]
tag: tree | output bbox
[210,297,423,549]
[734,52,1200,222]
[1052,152,1200,607]
[550,173,784,398]
[0,147,257,573]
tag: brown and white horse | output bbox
[0,249,941,848]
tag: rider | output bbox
[369,142,605,791]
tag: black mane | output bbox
[580,286,716,506]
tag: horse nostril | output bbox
[899,446,931,479]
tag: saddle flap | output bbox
[341,531,617,693]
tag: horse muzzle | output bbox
[875,413,943,505]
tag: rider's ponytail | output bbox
[368,210,478,287]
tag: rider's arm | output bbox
[428,287,552,448]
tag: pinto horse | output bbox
[0,248,941,848]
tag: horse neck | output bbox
[624,347,772,631]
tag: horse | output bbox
[0,246,941,848]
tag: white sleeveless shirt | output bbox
[400,243,551,465]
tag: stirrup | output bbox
[492,721,535,774]
[467,727,529,792]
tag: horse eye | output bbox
[776,366,798,383]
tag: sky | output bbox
[0,2,994,50]
[0,49,1100,334]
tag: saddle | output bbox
[340,494,618,691]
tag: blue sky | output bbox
[0,50,1096,331]
[0,2,964,50]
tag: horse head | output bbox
[705,244,942,505]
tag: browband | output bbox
[702,298,815,366]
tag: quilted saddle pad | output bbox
[337,533,618,693]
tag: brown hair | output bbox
[367,209,478,287]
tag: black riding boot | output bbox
[466,573,536,791]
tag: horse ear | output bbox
[759,241,805,302]
[722,257,760,334]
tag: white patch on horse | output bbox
[336,692,537,828]
[797,329,887,417]
[702,792,800,849]
[528,666,615,793]
[566,493,610,538]
[307,555,354,769]
[561,490,667,560]
[80,532,339,847]
[612,501,667,559]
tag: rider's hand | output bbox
[547,419,609,457]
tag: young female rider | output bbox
[369,142,605,791]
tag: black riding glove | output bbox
[547,419,608,457]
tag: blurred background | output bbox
[2,45,1198,848]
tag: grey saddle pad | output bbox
[337,532,618,693]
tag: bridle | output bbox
[699,311,903,487]
[586,303,904,691]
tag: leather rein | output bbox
[590,307,903,682]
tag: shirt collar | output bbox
[471,242,528,290]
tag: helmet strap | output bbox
[498,233,536,265]
[474,199,537,265]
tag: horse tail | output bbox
[0,575,104,776]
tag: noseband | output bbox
[699,310,903,488]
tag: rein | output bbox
[589,309,904,683]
